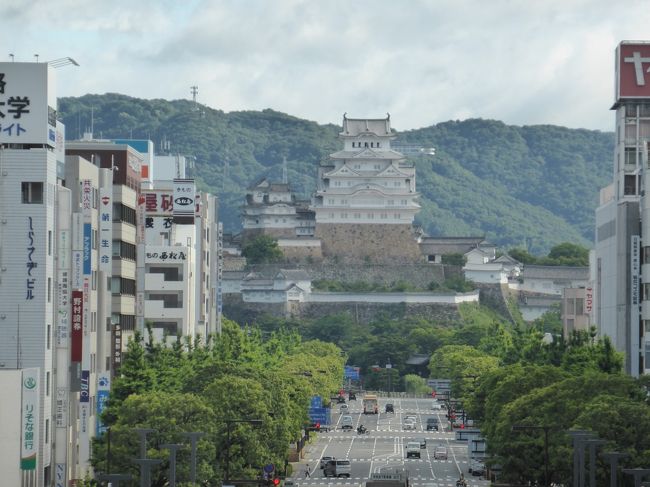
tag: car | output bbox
[324,459,351,478]
[426,417,439,431]
[340,404,349,412]
[403,419,416,430]
[405,415,416,422]
[416,438,427,449]
[433,446,448,460]
[284,480,298,487]
[337,396,346,404]
[349,392,357,401]
[406,441,421,458]
[341,415,353,431]
[320,456,335,469]
[385,403,394,413]
[469,458,485,476]
[431,403,443,410]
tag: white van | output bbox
[406,441,421,459]
[324,459,351,477]
[341,415,354,431]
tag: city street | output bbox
[290,397,489,487]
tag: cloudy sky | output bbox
[2,0,650,132]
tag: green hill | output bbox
[58,93,613,254]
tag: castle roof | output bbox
[522,265,589,280]
[419,236,487,255]
[340,114,394,138]
[329,149,405,160]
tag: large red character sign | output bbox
[617,42,650,100]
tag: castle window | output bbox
[394,213,401,219]
[387,200,394,206]
[377,142,380,148]
[354,213,361,219]
[401,199,407,206]
[328,198,335,205]
[341,213,348,219]
[394,181,400,187]
[367,213,374,219]
[365,142,369,148]
[374,164,381,170]
[380,213,387,219]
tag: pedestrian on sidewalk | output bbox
[305,464,311,478]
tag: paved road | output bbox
[291,397,488,487]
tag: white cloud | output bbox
[2,0,650,131]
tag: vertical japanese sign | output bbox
[56,230,70,346]
[96,375,110,436]
[0,62,56,147]
[217,222,223,333]
[631,235,641,375]
[83,223,91,276]
[137,194,146,245]
[173,178,195,223]
[26,217,37,300]
[79,370,90,464]
[70,290,83,363]
[20,368,40,471]
[99,187,113,272]
[71,213,83,289]
[111,324,123,376]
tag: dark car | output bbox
[349,392,356,400]
[337,396,346,404]
[385,403,394,413]
[426,417,439,431]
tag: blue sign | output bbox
[263,464,275,474]
[310,396,322,409]
[80,370,90,403]
[344,366,360,380]
[83,223,91,275]
[309,407,331,425]
[96,389,109,435]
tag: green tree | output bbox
[242,235,283,264]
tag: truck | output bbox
[363,394,378,414]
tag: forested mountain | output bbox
[58,93,614,254]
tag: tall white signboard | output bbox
[0,62,56,147]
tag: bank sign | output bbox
[21,368,40,471]
[0,62,56,147]
[616,42,650,100]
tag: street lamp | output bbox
[221,419,263,481]
[601,452,629,487]
[512,424,553,487]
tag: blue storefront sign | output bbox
[83,223,91,275]
[344,366,360,380]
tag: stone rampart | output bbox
[315,223,423,264]
[248,262,461,289]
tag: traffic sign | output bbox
[263,464,275,474]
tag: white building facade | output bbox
[594,41,650,376]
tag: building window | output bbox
[387,200,394,206]
[46,372,50,396]
[45,419,49,444]
[48,277,51,303]
[111,277,136,296]
[112,203,136,225]
[624,174,637,195]
[47,324,51,350]
[21,182,43,204]
[48,230,52,256]
[401,199,407,206]
[112,240,136,261]
[374,164,381,170]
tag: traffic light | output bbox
[272,478,280,486]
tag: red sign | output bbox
[71,290,83,363]
[617,42,650,100]
[431,390,437,398]
[585,287,593,313]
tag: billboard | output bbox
[71,290,83,363]
[96,375,110,436]
[173,178,196,221]
[20,368,40,471]
[0,62,56,147]
[83,223,91,275]
[99,187,113,272]
[616,42,650,100]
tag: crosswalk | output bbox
[305,458,467,464]
[291,479,482,487]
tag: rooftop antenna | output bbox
[282,156,288,184]
[9,54,14,62]
[34,54,39,62]
[190,85,198,110]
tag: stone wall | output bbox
[223,294,463,325]
[248,262,462,289]
[315,223,423,264]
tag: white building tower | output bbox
[594,41,650,376]
[312,114,421,262]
